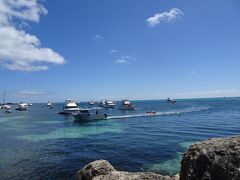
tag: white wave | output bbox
[107,107,209,120]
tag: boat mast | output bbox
[3,89,6,105]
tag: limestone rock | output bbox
[76,160,177,180]
[180,136,240,180]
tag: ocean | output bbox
[0,98,240,179]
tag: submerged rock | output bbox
[180,136,240,180]
[76,159,178,180]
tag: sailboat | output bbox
[1,90,11,113]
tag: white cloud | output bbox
[114,56,135,64]
[109,49,118,54]
[9,90,49,97]
[92,34,103,40]
[0,0,65,72]
[175,89,240,99]
[115,59,127,64]
[146,8,183,27]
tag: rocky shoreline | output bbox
[76,136,240,180]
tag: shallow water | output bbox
[0,98,240,179]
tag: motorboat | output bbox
[28,103,32,106]
[167,97,176,104]
[89,101,95,105]
[46,101,53,107]
[1,104,11,110]
[58,99,81,115]
[98,100,106,107]
[146,111,156,115]
[15,102,28,111]
[1,90,11,111]
[118,99,135,110]
[73,108,107,122]
[104,100,115,108]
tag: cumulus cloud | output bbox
[92,34,103,40]
[0,0,65,72]
[146,8,183,27]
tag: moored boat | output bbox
[98,100,106,107]
[104,100,115,108]
[89,101,95,105]
[118,99,135,110]
[58,99,81,115]
[46,101,53,108]
[15,102,28,111]
[167,97,176,104]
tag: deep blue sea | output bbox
[1,98,240,179]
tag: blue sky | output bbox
[0,0,240,102]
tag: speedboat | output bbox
[58,99,81,115]
[146,111,156,115]
[104,100,115,108]
[15,102,28,111]
[118,99,135,110]
[73,108,107,122]
[167,97,176,104]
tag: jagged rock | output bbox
[76,160,177,180]
[180,136,240,180]
[76,160,115,180]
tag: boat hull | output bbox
[73,113,107,122]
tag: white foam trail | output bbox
[107,107,209,120]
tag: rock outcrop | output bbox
[76,160,179,180]
[76,136,240,180]
[180,136,240,180]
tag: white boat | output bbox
[89,101,95,105]
[98,100,106,107]
[15,102,28,111]
[73,108,107,122]
[59,99,81,115]
[104,100,115,108]
[46,101,52,106]
[1,90,11,110]
[28,103,32,106]
[1,104,11,111]
[118,99,135,110]
[167,97,176,104]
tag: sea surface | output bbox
[0,98,240,179]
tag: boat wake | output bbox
[107,107,209,120]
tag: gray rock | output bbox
[180,136,240,180]
[76,160,115,180]
[76,160,177,180]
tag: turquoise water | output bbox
[0,98,240,179]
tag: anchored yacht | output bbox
[104,100,115,108]
[118,99,135,110]
[15,102,28,111]
[59,99,81,115]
